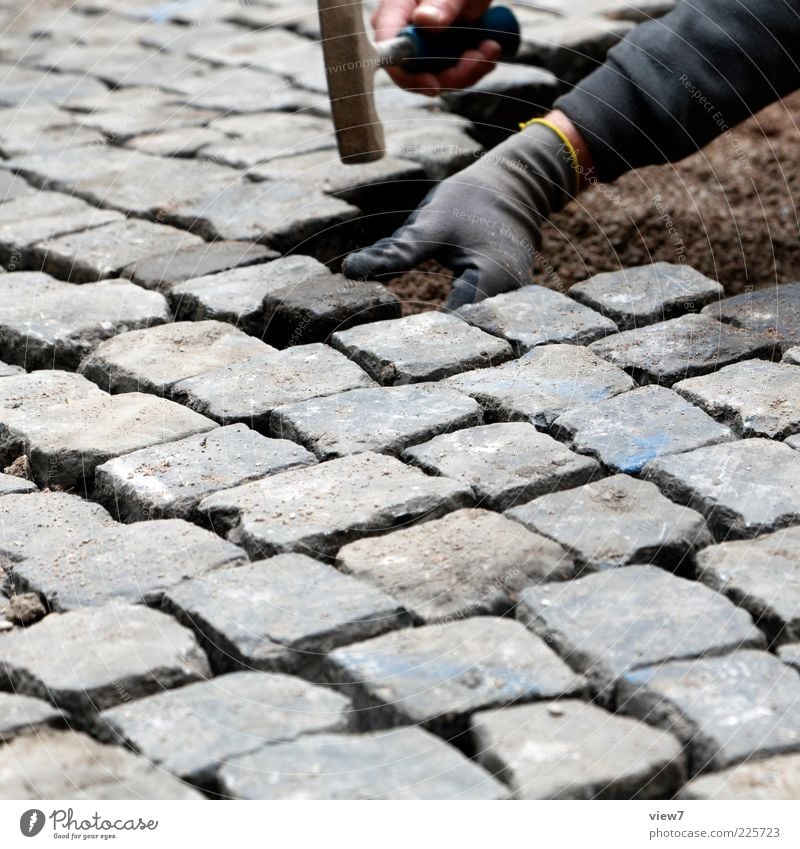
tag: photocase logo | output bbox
[19,809,45,837]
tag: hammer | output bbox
[318,2,521,163]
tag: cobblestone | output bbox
[645,438,800,539]
[681,754,800,800]
[163,554,406,674]
[506,474,710,572]
[0,604,210,721]
[327,617,585,735]
[472,700,684,799]
[331,312,513,385]
[95,424,315,522]
[589,314,776,385]
[459,285,617,355]
[101,671,350,788]
[518,566,764,698]
[617,650,800,772]
[0,473,36,496]
[0,730,202,799]
[271,384,481,459]
[404,422,600,509]
[200,451,472,559]
[336,508,573,624]
[784,346,800,365]
[674,360,800,439]
[0,273,169,370]
[695,527,800,644]
[0,692,64,742]
[569,263,723,330]
[172,344,375,433]
[554,385,734,474]
[218,728,507,800]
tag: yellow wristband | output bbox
[519,116,582,195]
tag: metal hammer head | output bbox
[318,0,386,164]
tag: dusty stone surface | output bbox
[702,281,800,354]
[0,273,170,370]
[328,617,585,734]
[589,314,776,385]
[405,422,600,509]
[271,384,482,459]
[506,474,711,572]
[570,262,723,330]
[695,526,800,644]
[332,312,513,385]
[101,671,351,788]
[681,753,800,800]
[172,343,374,432]
[0,692,64,742]
[459,285,617,354]
[645,438,800,539]
[518,566,764,698]
[0,361,24,378]
[0,472,36,496]
[10,518,246,610]
[617,650,800,772]
[0,604,210,719]
[674,360,800,439]
[79,320,271,396]
[473,700,684,799]
[446,344,635,428]
[784,346,800,365]
[95,424,315,522]
[778,643,800,672]
[219,728,507,800]
[0,730,202,799]
[200,451,473,559]
[164,555,407,674]
[337,508,573,624]
[554,385,734,474]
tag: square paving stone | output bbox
[617,650,800,772]
[569,263,723,330]
[784,346,800,365]
[10,518,246,611]
[458,285,617,354]
[0,730,202,800]
[0,274,170,370]
[271,384,481,459]
[121,240,277,291]
[0,473,36,496]
[101,671,351,789]
[336,508,573,624]
[674,360,800,439]
[0,361,24,378]
[33,218,205,282]
[695,526,800,645]
[218,728,506,800]
[645,438,800,539]
[445,344,635,429]
[163,554,407,674]
[95,424,315,522]
[199,451,473,560]
[702,281,800,354]
[518,566,764,699]
[472,700,684,799]
[588,314,776,386]
[169,254,330,336]
[79,320,272,396]
[553,385,734,474]
[171,343,375,433]
[681,753,800,800]
[506,474,711,572]
[0,692,64,742]
[0,604,210,721]
[327,617,585,736]
[404,422,600,509]
[331,312,513,385]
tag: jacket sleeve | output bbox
[554,0,800,182]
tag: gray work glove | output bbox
[342,122,578,310]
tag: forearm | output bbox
[555,0,800,182]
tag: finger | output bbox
[372,0,418,40]
[434,46,497,91]
[382,64,441,96]
[343,221,439,280]
[413,0,491,30]
[443,267,480,311]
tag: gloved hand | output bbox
[342,121,580,310]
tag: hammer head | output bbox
[318,0,386,164]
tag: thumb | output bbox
[413,0,490,30]
[343,218,438,280]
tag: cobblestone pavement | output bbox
[2,0,800,802]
